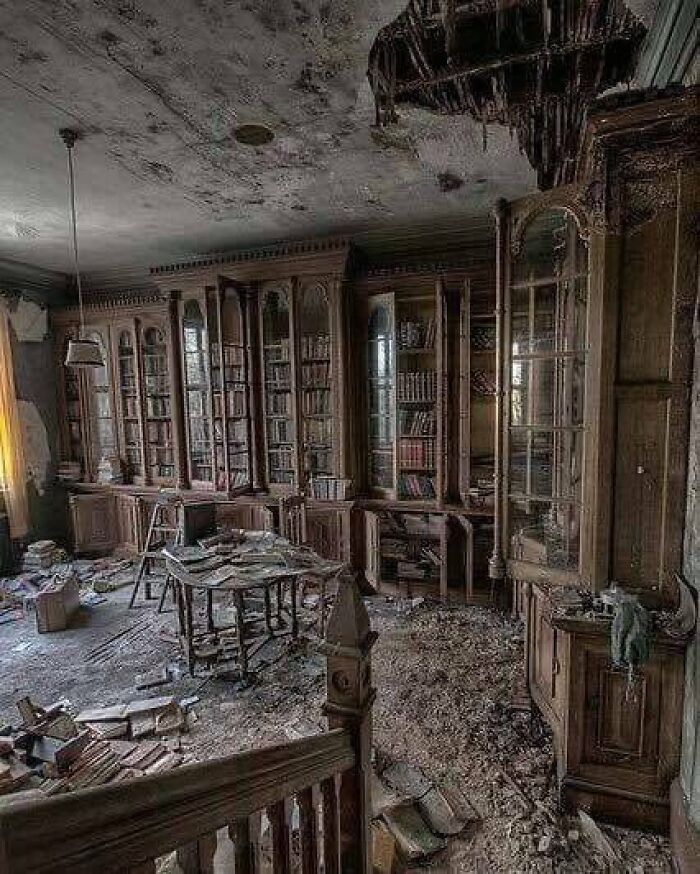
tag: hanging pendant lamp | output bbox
[61,128,104,368]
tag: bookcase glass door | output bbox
[299,284,333,485]
[219,288,250,492]
[395,294,438,500]
[141,325,174,483]
[182,299,213,486]
[508,208,589,572]
[116,329,143,482]
[262,288,295,487]
[62,328,86,475]
[85,329,116,480]
[367,295,395,496]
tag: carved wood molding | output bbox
[150,237,351,277]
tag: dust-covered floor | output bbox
[0,581,673,873]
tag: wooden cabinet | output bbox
[258,277,347,494]
[527,583,686,831]
[70,493,118,554]
[506,92,697,834]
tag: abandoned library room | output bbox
[0,1,697,872]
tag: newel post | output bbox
[322,573,377,874]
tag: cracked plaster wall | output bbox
[4,294,69,544]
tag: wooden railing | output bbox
[0,575,376,874]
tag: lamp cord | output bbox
[66,141,85,336]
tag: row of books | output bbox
[301,361,330,386]
[211,342,245,367]
[267,419,293,444]
[213,391,246,418]
[399,438,435,469]
[471,324,496,351]
[398,473,436,499]
[301,334,330,360]
[144,374,170,395]
[301,390,331,415]
[304,449,333,475]
[146,421,172,446]
[398,318,435,350]
[304,418,332,445]
[471,369,497,396]
[265,340,291,362]
[211,366,245,388]
[397,371,437,402]
[308,476,353,501]
[266,393,291,415]
[268,448,294,471]
[399,409,436,436]
[265,360,291,385]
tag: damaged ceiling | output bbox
[0,0,659,282]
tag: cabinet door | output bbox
[307,507,343,561]
[112,324,145,484]
[83,328,117,481]
[528,589,565,728]
[57,326,88,477]
[367,294,396,498]
[261,284,297,492]
[181,296,215,489]
[364,510,381,590]
[140,323,176,484]
[458,281,471,502]
[71,494,116,554]
[298,282,335,486]
[115,494,141,553]
[219,285,252,493]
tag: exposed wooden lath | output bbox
[369,0,647,189]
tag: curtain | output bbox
[0,300,29,539]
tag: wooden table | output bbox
[163,536,344,678]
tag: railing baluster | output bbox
[176,832,217,874]
[321,776,339,874]
[229,817,257,873]
[298,786,319,874]
[267,799,291,874]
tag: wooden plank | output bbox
[298,786,319,874]
[176,832,217,874]
[0,730,354,874]
[267,800,291,874]
[228,818,256,874]
[321,775,340,874]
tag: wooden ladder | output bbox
[129,495,183,609]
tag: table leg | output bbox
[175,581,186,638]
[264,586,273,636]
[206,589,214,633]
[235,591,248,679]
[290,577,298,640]
[320,577,327,637]
[276,580,283,627]
[184,585,195,677]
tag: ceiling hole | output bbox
[234,124,275,146]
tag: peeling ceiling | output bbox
[0,0,660,280]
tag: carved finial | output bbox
[325,573,371,651]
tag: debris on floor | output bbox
[0,552,136,631]
[0,693,195,802]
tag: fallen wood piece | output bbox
[30,732,91,770]
[382,802,446,862]
[381,761,433,799]
[76,704,128,723]
[372,772,404,818]
[372,821,397,874]
[125,697,176,716]
[85,721,129,739]
[135,668,171,690]
[0,758,32,796]
[417,785,467,837]
[578,810,621,863]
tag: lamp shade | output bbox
[64,337,105,368]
